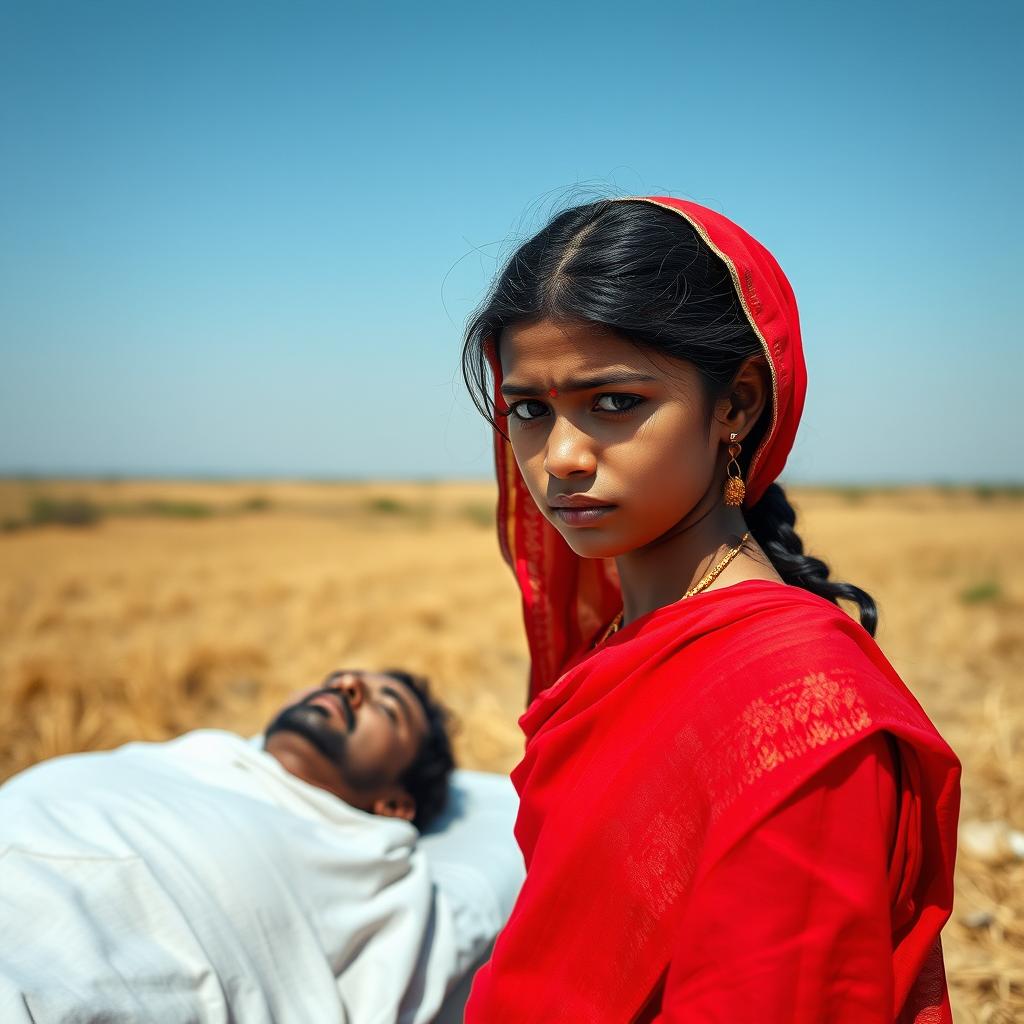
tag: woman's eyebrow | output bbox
[500,372,658,397]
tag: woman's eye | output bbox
[593,394,643,414]
[381,703,399,725]
[509,399,549,421]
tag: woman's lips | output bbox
[551,505,616,526]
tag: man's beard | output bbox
[264,694,351,767]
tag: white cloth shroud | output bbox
[0,729,461,1023]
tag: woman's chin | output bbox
[556,527,629,560]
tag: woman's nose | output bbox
[543,416,597,479]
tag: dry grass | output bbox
[0,479,1020,1020]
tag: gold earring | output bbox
[723,432,745,507]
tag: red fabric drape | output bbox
[466,584,960,1022]
[467,197,960,1022]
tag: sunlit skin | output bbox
[264,670,429,821]
[499,318,785,627]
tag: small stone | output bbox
[961,910,995,930]
[959,820,1024,864]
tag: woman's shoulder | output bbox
[713,577,859,619]
[648,579,952,765]
[704,579,886,665]
[677,577,854,616]
[647,578,875,656]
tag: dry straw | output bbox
[0,480,1021,1021]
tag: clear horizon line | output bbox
[0,470,1021,489]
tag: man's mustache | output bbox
[300,686,356,732]
[264,687,355,766]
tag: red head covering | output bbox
[488,196,810,699]
[619,198,808,505]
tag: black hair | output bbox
[384,669,457,831]
[461,198,878,636]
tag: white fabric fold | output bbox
[0,729,456,1024]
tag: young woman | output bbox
[460,197,960,1023]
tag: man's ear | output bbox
[372,790,416,822]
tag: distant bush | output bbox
[838,487,867,505]
[365,496,411,516]
[239,495,272,512]
[959,580,1002,605]
[136,499,214,519]
[460,502,494,528]
[973,484,1024,501]
[28,496,103,528]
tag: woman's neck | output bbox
[614,498,764,625]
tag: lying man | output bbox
[0,669,457,1024]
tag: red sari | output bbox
[464,198,961,1022]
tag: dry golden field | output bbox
[0,479,1021,1021]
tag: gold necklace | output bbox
[596,531,751,647]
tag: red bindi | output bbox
[548,387,558,398]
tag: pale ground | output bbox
[0,480,1021,1021]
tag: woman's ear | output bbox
[372,790,416,822]
[715,354,770,441]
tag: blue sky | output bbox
[1,0,1020,482]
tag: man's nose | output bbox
[543,415,597,479]
[337,673,366,709]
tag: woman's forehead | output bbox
[499,319,694,392]
[501,319,629,364]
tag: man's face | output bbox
[264,670,430,821]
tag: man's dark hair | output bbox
[384,669,456,831]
